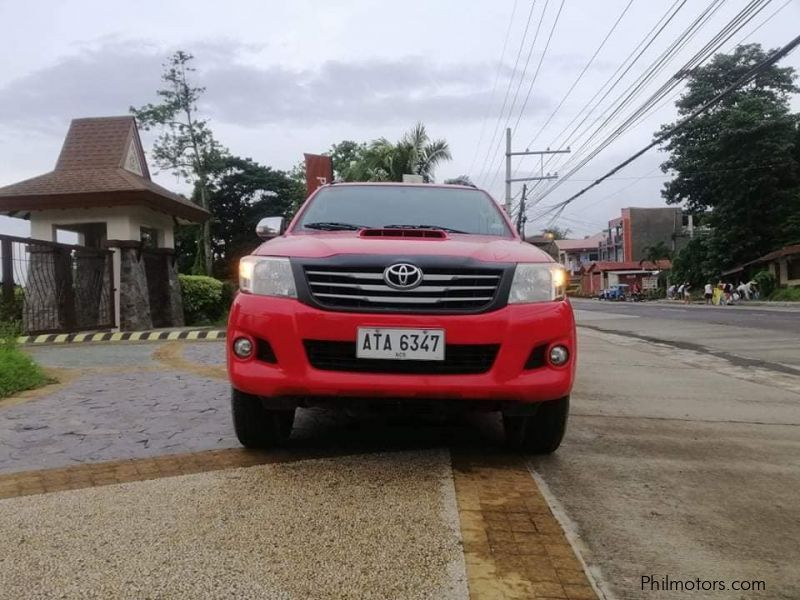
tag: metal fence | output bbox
[0,234,115,334]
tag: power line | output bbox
[467,0,519,176]
[481,0,551,189]
[486,0,568,194]
[528,0,793,228]
[544,32,800,214]
[530,0,773,206]
[517,0,635,157]
[475,0,540,186]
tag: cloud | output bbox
[0,39,551,133]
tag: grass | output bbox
[769,287,800,302]
[0,324,53,399]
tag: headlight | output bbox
[509,263,567,303]
[239,256,297,297]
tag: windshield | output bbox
[294,185,513,237]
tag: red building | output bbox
[579,260,672,296]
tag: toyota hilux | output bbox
[227,182,576,453]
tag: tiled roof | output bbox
[0,116,208,222]
[752,243,800,263]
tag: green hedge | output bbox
[770,287,800,302]
[753,270,776,298]
[179,275,235,325]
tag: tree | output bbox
[131,51,225,275]
[657,44,800,273]
[444,175,476,187]
[640,241,672,266]
[326,123,452,183]
[203,156,305,279]
[542,226,571,240]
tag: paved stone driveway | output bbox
[0,342,234,474]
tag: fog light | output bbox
[549,345,569,366]
[233,337,253,358]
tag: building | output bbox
[598,207,690,262]
[524,234,559,260]
[556,233,604,274]
[723,243,800,288]
[0,116,209,332]
[579,260,672,296]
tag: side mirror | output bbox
[256,217,285,239]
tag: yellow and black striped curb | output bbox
[16,329,226,345]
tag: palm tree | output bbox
[401,122,452,182]
[640,242,672,267]
[362,123,452,182]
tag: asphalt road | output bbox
[571,298,800,372]
[532,325,800,600]
[572,298,800,334]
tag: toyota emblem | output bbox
[384,263,423,289]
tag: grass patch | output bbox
[0,325,54,398]
[769,287,800,302]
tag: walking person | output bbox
[724,282,733,305]
[683,282,692,305]
[704,282,713,305]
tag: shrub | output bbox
[753,270,776,298]
[770,286,800,302]
[0,287,24,323]
[179,274,229,325]
[0,328,52,398]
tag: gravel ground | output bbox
[0,450,468,600]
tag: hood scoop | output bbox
[359,228,448,239]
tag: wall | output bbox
[628,207,682,261]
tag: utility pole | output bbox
[504,127,570,214]
[516,184,527,236]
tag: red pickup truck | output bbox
[227,183,576,453]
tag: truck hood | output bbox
[253,232,553,263]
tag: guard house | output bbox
[0,116,209,331]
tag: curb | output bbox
[17,329,226,345]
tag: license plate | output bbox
[356,328,445,361]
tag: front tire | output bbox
[503,396,569,454]
[231,388,295,449]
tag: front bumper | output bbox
[227,293,576,404]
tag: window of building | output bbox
[140,227,160,248]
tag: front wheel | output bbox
[503,396,569,454]
[231,388,295,449]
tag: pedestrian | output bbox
[704,282,713,304]
[667,284,676,299]
[713,281,723,305]
[677,283,685,301]
[683,282,692,304]
[750,280,760,300]
[724,282,733,305]
[737,281,750,301]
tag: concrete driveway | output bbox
[0,312,798,599]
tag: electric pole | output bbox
[516,184,527,236]
[504,127,570,214]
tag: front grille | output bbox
[304,340,499,375]
[303,265,503,312]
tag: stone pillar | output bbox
[115,245,153,331]
[74,250,107,329]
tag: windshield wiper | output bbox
[303,222,363,231]
[383,224,468,234]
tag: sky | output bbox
[1,0,799,239]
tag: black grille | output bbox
[303,265,503,312]
[304,340,499,375]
